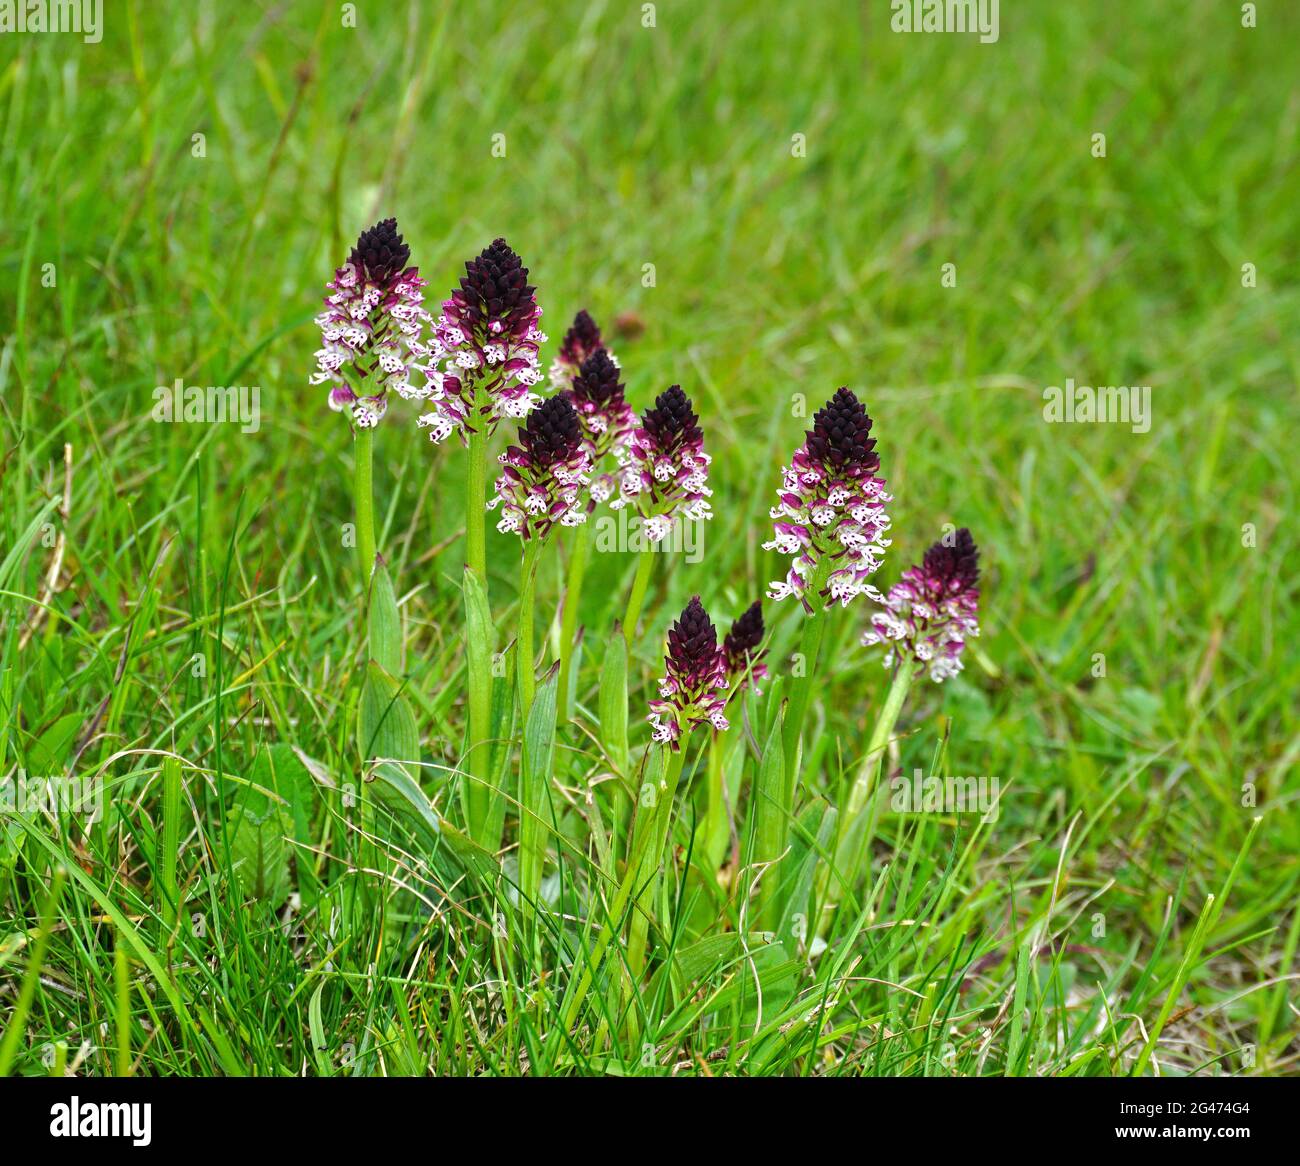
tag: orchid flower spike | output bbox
[722,600,769,696]
[647,596,730,749]
[312,217,436,429]
[417,238,546,443]
[549,309,617,390]
[765,387,892,610]
[611,384,713,543]
[862,527,981,681]
[564,348,637,507]
[488,394,592,541]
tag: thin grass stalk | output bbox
[158,755,183,935]
[114,928,131,1076]
[0,867,65,1076]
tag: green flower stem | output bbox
[822,656,917,922]
[517,539,542,714]
[465,428,488,584]
[780,580,831,779]
[845,657,916,825]
[353,426,376,586]
[463,426,493,844]
[622,546,655,649]
[557,520,592,715]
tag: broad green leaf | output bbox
[367,559,403,677]
[748,711,787,930]
[597,629,628,776]
[228,792,290,904]
[367,759,441,846]
[483,642,516,848]
[26,712,82,774]
[357,661,420,774]
[774,798,837,952]
[519,665,559,904]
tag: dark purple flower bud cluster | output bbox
[765,387,892,610]
[313,217,436,429]
[489,395,591,541]
[648,597,730,748]
[862,528,981,682]
[564,349,637,505]
[612,385,713,541]
[549,309,617,390]
[722,601,769,695]
[417,238,546,443]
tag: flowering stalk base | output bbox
[817,656,917,936]
[780,560,831,776]
[622,549,655,649]
[517,540,542,712]
[557,522,592,716]
[462,430,495,845]
[353,426,376,588]
[559,748,684,1032]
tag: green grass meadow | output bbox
[1,0,1297,1077]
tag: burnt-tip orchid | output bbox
[612,384,713,542]
[488,394,591,541]
[417,238,546,443]
[549,309,617,390]
[312,218,436,429]
[722,600,769,695]
[765,387,892,610]
[862,527,981,681]
[564,348,637,506]
[647,596,730,749]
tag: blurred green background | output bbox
[2,0,1297,1073]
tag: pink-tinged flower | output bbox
[311,218,437,429]
[862,528,981,682]
[722,601,769,695]
[764,387,892,610]
[611,385,713,542]
[648,597,730,748]
[549,309,617,390]
[417,238,545,443]
[563,348,637,506]
[488,395,591,541]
